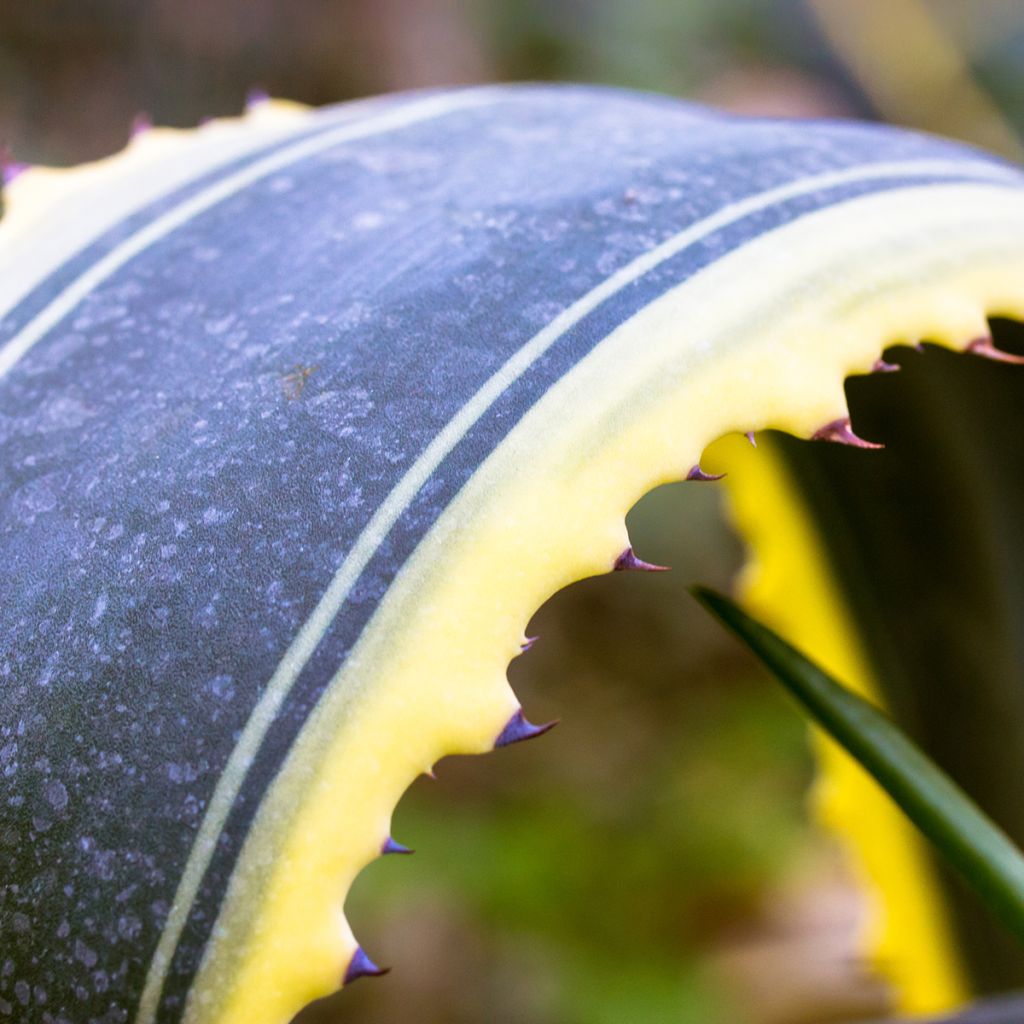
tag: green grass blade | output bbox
[693,586,1024,946]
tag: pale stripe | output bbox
[0,89,496,380]
[128,156,1018,1023]
[0,95,390,325]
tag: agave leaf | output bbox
[760,330,1024,993]
[694,587,1024,949]
[717,426,971,1011]
[4,86,1024,1023]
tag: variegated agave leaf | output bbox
[746,328,1024,995]
[3,85,1024,1024]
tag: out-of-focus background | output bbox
[4,2,1024,1022]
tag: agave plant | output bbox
[3,84,1024,1024]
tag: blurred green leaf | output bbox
[694,586,1024,947]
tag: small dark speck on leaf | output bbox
[281,363,319,400]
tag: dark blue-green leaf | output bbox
[693,586,1024,946]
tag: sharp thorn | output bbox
[872,358,900,373]
[520,636,538,651]
[246,87,270,110]
[913,342,926,353]
[381,836,414,856]
[494,709,558,749]
[812,417,884,449]
[1,161,26,187]
[131,112,153,138]
[0,146,27,186]
[344,946,390,985]
[613,546,670,573]
[745,431,757,448]
[422,766,437,780]
[966,336,1024,365]
[686,464,725,482]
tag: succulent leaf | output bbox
[4,85,1024,1023]
[755,329,1024,992]
[695,587,1024,951]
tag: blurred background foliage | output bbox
[10,0,1024,166]
[4,2,1024,1022]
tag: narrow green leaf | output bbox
[693,586,1024,946]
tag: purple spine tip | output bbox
[872,358,900,374]
[812,417,884,450]
[381,836,414,856]
[131,113,153,138]
[246,87,271,109]
[745,431,757,448]
[686,464,725,482]
[613,546,669,573]
[967,336,1024,366]
[1,146,27,187]
[520,636,539,651]
[2,161,26,187]
[494,709,558,749]
[344,946,389,985]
